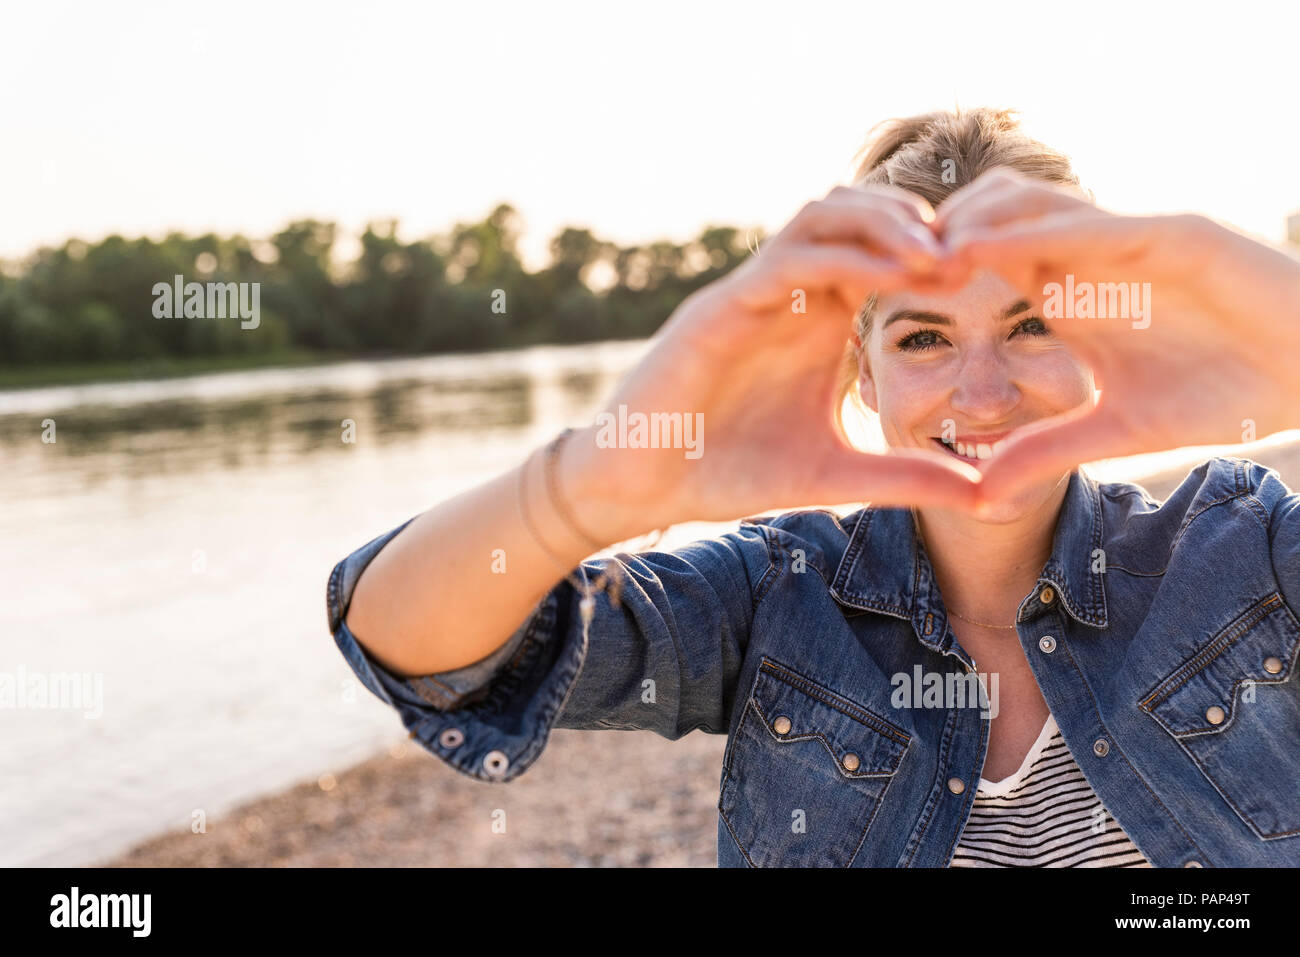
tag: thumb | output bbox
[815,445,984,512]
[974,401,1123,504]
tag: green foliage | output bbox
[0,208,762,371]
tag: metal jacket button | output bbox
[842,753,860,771]
[1039,587,1055,604]
[1264,656,1284,674]
[439,728,465,749]
[1039,635,1056,653]
[1093,738,1110,757]
[1205,706,1226,725]
[773,716,792,735]
[483,750,509,777]
[947,777,966,794]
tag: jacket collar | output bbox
[829,468,1108,654]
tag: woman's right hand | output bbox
[559,184,985,539]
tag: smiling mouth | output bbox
[931,436,1009,462]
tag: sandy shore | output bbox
[104,442,1300,867]
[108,728,727,867]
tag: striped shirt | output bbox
[950,714,1152,868]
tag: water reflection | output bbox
[0,347,628,498]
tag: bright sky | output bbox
[4,1,1298,269]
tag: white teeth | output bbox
[940,438,1005,461]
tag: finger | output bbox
[931,167,1032,232]
[971,401,1132,503]
[816,445,984,512]
[944,210,1163,277]
[937,179,1093,246]
[829,187,947,268]
[776,195,943,272]
[733,245,914,312]
[941,210,1158,321]
[837,182,939,226]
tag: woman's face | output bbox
[858,269,1098,522]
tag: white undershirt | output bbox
[950,714,1152,867]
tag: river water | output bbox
[0,341,656,865]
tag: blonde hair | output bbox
[836,107,1088,441]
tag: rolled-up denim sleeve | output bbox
[326,517,774,783]
[1255,459,1300,620]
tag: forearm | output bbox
[1202,216,1300,433]
[343,427,659,678]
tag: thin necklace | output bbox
[910,507,1019,630]
[946,607,1019,630]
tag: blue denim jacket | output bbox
[326,456,1300,867]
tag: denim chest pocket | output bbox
[1140,592,1300,840]
[719,657,910,867]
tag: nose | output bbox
[947,348,1021,423]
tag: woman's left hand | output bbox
[933,168,1300,504]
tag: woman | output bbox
[327,108,1300,867]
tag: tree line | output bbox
[0,204,762,367]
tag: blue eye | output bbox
[1014,317,1050,337]
[896,330,944,352]
[896,317,1049,353]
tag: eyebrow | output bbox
[882,299,1032,329]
